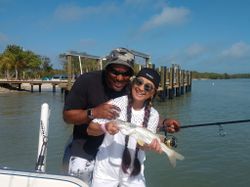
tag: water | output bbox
[0,79,250,187]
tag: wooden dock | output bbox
[0,80,68,93]
[0,65,192,100]
[0,50,192,100]
[60,51,192,100]
[60,64,192,100]
[159,65,192,100]
[136,64,192,100]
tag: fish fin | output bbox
[137,139,145,146]
[160,143,184,168]
[168,151,185,168]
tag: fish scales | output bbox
[114,119,184,167]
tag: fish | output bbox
[113,119,184,167]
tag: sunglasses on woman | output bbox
[133,77,155,93]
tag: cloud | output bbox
[125,0,149,5]
[221,42,250,58]
[0,32,8,44]
[54,4,85,21]
[186,43,206,57]
[125,0,168,10]
[79,38,96,47]
[140,6,190,31]
[54,3,117,22]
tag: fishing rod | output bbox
[180,119,250,129]
[163,119,250,148]
[35,103,50,173]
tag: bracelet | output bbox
[100,123,107,133]
[159,118,168,132]
[162,118,168,126]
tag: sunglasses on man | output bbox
[108,67,133,77]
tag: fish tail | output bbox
[161,143,184,168]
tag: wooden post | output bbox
[185,71,187,92]
[180,70,184,95]
[176,67,180,96]
[31,84,34,93]
[38,84,41,92]
[147,63,153,69]
[98,59,102,70]
[67,55,72,92]
[169,66,174,99]
[52,84,56,93]
[189,71,192,91]
[145,58,150,67]
[159,66,167,101]
[134,64,142,73]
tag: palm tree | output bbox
[0,52,15,79]
[5,45,27,79]
[0,45,43,79]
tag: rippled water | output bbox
[0,79,250,187]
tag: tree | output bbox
[39,56,53,72]
[0,52,15,79]
[4,45,26,79]
[0,44,43,79]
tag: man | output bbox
[63,47,179,184]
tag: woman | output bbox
[87,68,162,187]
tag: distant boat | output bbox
[0,103,88,187]
[51,74,68,81]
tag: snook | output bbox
[114,119,184,167]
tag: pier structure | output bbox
[0,80,67,93]
[62,50,192,100]
[0,49,192,100]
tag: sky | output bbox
[0,0,250,74]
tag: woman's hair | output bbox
[121,89,152,176]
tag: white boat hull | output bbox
[0,168,88,187]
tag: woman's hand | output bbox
[139,138,162,154]
[105,121,119,135]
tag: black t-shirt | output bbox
[64,70,128,156]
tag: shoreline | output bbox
[0,83,55,94]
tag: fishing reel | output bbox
[163,135,178,148]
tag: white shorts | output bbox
[92,158,146,187]
[92,177,146,187]
[68,156,95,185]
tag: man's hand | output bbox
[92,101,121,120]
[162,119,180,133]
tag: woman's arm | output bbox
[87,121,119,136]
